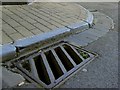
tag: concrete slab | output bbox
[2,66,25,88]
[66,11,113,47]
[78,31,99,40]
[66,36,88,46]
[2,31,13,44]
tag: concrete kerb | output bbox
[67,5,94,29]
[13,27,71,48]
[0,6,94,62]
[0,44,16,62]
[75,3,94,26]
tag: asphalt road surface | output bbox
[60,2,118,88]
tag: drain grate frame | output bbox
[12,41,97,88]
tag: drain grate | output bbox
[13,42,97,88]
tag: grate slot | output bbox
[21,60,31,72]
[51,49,67,74]
[63,45,83,65]
[60,46,76,66]
[45,50,64,79]
[68,45,85,61]
[34,55,51,85]
[41,53,55,83]
[29,59,39,79]
[55,47,74,71]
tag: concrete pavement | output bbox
[2,3,91,45]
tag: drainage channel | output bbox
[12,41,97,88]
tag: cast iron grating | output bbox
[13,42,97,88]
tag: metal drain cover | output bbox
[13,41,97,88]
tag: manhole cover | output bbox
[12,41,97,88]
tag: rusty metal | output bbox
[13,41,97,88]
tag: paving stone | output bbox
[1,3,90,45]
[31,29,44,35]
[3,18,13,23]
[19,21,36,30]
[34,23,51,32]
[2,21,6,24]
[51,14,62,19]
[47,16,62,22]
[47,25,58,30]
[37,11,51,17]
[16,8,40,22]
[49,20,64,27]
[0,11,2,17]
[64,18,76,23]
[2,24,17,34]
[2,31,13,44]
[9,33,24,41]
[25,12,40,20]
[13,10,27,17]
[16,8,28,14]
[50,18,70,26]
[7,19,21,27]
[0,19,1,24]
[0,26,1,31]
[15,26,34,37]
[2,8,14,15]
[9,14,24,22]
[36,18,51,26]
[31,12,43,19]
[22,16,37,24]
[37,14,51,21]
[2,14,10,20]
[23,8,40,17]
[2,14,12,22]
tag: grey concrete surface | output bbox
[78,2,118,31]
[2,3,91,45]
[2,66,25,88]
[60,2,118,88]
[65,11,113,47]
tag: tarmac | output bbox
[60,2,118,88]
